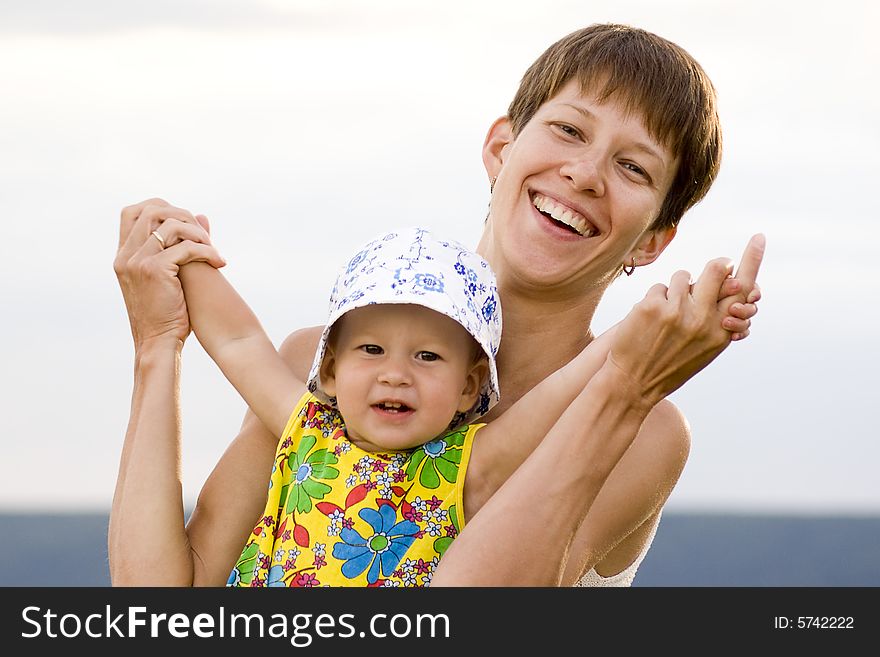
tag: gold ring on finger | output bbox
[151,230,167,248]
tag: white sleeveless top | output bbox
[574,511,662,587]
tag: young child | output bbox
[181,227,507,586]
[178,226,734,587]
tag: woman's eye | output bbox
[622,161,650,181]
[555,123,581,138]
[361,344,383,355]
[416,351,439,362]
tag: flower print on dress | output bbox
[431,503,460,557]
[421,556,441,586]
[266,565,287,587]
[300,400,345,438]
[293,572,321,587]
[404,428,466,489]
[227,541,260,586]
[230,394,478,587]
[283,434,340,514]
[395,556,440,587]
[331,505,419,584]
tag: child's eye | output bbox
[416,351,440,362]
[361,344,383,355]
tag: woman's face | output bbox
[480,80,679,296]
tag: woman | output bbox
[109,23,762,586]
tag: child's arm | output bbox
[178,261,306,438]
[463,322,617,508]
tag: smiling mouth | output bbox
[532,193,598,237]
[372,401,412,413]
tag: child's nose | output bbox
[377,356,412,386]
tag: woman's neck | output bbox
[481,287,601,421]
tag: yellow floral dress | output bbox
[227,393,481,587]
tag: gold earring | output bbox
[623,258,636,276]
[490,176,497,193]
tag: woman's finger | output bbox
[666,270,692,304]
[158,240,227,270]
[133,203,198,237]
[119,198,170,250]
[123,203,204,256]
[693,257,734,307]
[194,213,211,234]
[718,276,740,299]
[643,282,670,302]
[148,218,213,251]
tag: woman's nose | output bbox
[559,151,606,196]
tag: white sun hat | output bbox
[306,226,502,427]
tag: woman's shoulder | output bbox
[645,397,690,434]
[278,325,325,381]
[632,398,691,478]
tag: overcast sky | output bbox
[1,0,877,514]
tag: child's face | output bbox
[321,304,486,452]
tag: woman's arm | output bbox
[109,199,225,585]
[434,362,656,585]
[465,235,764,521]
[108,197,316,586]
[565,236,764,581]
[561,398,688,583]
[434,251,761,585]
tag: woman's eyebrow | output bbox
[560,102,665,164]
[561,102,597,122]
[629,142,665,166]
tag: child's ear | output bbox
[319,345,337,398]
[458,357,490,413]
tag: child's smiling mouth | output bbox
[372,401,413,414]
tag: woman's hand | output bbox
[113,198,226,350]
[609,235,765,407]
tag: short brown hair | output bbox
[507,24,722,231]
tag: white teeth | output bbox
[532,194,597,237]
[382,402,402,409]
